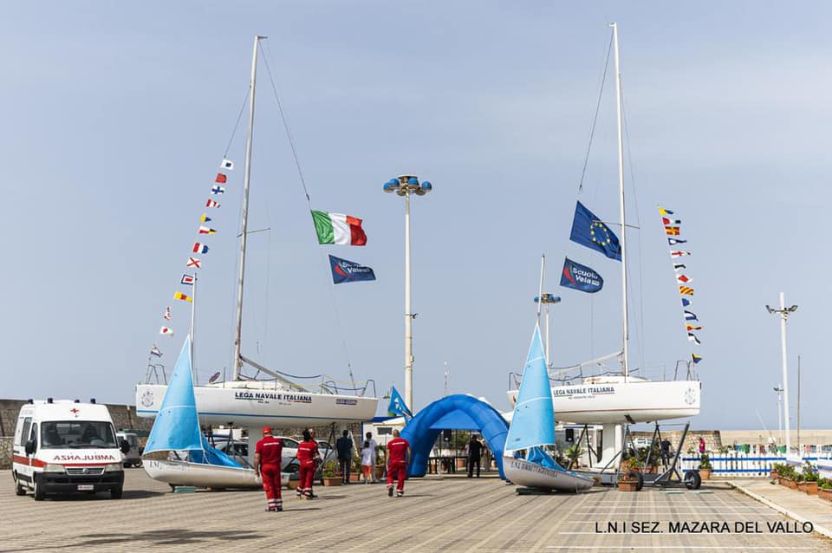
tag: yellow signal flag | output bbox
[199,213,212,223]
[174,291,193,303]
[678,286,695,296]
[665,226,681,236]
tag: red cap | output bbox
[262,426,272,435]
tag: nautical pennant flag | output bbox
[668,238,687,246]
[691,353,703,364]
[150,345,163,357]
[679,286,695,296]
[681,298,691,307]
[687,332,701,345]
[186,257,202,269]
[174,291,193,303]
[199,213,212,223]
[569,201,622,261]
[328,255,376,284]
[312,211,368,246]
[665,226,681,236]
[658,207,674,216]
[160,326,174,336]
[221,159,234,170]
[192,242,209,254]
[684,310,699,321]
[686,324,703,332]
[671,250,691,258]
[206,199,220,208]
[181,274,195,285]
[211,185,225,195]
[163,306,172,321]
[673,263,687,272]
[662,217,682,226]
[215,173,227,184]
[676,274,693,284]
[198,226,217,235]
[387,386,413,419]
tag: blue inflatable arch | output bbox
[401,394,510,480]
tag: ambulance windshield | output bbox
[41,421,118,449]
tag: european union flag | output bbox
[387,386,413,419]
[569,201,621,261]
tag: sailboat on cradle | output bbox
[503,325,594,492]
[507,24,701,472]
[136,35,378,469]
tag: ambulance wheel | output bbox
[33,476,45,501]
[110,486,123,499]
[684,470,701,490]
[14,473,26,496]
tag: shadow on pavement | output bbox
[59,529,263,548]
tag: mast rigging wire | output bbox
[259,42,357,390]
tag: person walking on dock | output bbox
[254,426,284,512]
[386,429,410,497]
[360,439,374,483]
[366,431,378,482]
[297,429,319,499]
[336,429,354,484]
[467,434,483,478]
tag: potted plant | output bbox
[818,479,832,502]
[321,460,342,486]
[564,444,583,469]
[698,454,712,480]
[770,462,785,482]
[779,465,798,489]
[617,457,641,492]
[798,463,819,495]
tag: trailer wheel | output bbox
[635,471,644,491]
[684,470,701,490]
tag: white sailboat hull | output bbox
[507,379,700,424]
[136,384,378,427]
[142,458,289,489]
[504,457,594,492]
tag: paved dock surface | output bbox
[731,478,832,538]
[2,470,830,552]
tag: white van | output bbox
[11,399,129,500]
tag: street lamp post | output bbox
[773,384,783,440]
[766,292,798,454]
[384,175,432,411]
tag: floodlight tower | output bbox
[383,175,432,411]
[766,292,798,454]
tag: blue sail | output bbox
[143,336,203,454]
[504,324,555,451]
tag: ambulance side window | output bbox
[17,418,32,446]
[30,423,38,447]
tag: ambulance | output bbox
[11,399,129,500]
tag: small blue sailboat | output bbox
[503,325,594,492]
[142,336,265,489]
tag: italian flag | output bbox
[311,210,367,246]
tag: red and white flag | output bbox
[186,257,202,269]
[670,250,691,258]
[676,274,693,284]
[206,199,220,208]
[160,326,174,336]
[215,173,227,184]
[163,306,172,321]
[181,274,195,285]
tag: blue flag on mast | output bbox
[569,201,622,261]
[560,257,604,293]
[329,255,376,284]
[387,386,413,419]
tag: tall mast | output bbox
[232,35,264,380]
[611,22,630,378]
[190,272,198,384]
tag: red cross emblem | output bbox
[70,408,80,417]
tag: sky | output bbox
[1,1,830,431]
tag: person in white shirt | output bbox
[365,432,378,482]
[360,440,374,483]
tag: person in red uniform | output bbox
[386,429,410,497]
[254,426,284,512]
[296,429,319,499]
